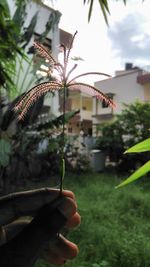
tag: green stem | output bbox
[59,86,66,195]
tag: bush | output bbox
[95,101,150,172]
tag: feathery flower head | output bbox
[14,31,115,120]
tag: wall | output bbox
[8,0,60,115]
[143,83,150,101]
[92,69,145,136]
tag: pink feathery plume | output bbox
[14,31,116,121]
[33,42,57,66]
[14,82,62,120]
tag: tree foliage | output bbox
[96,101,150,172]
[0,0,22,88]
[116,138,150,188]
[84,0,144,24]
[0,0,62,192]
[0,0,61,96]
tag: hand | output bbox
[0,188,81,267]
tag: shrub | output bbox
[95,101,150,172]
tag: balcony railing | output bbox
[92,113,114,120]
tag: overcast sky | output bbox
[44,0,150,84]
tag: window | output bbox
[102,93,114,108]
[102,99,109,108]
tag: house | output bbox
[136,67,150,101]
[8,0,94,138]
[59,89,93,136]
[92,63,150,136]
[8,0,72,117]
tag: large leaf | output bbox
[116,160,150,189]
[124,138,150,153]
[0,139,12,167]
[19,96,44,127]
[22,12,39,49]
[38,10,61,43]
[0,94,25,131]
[36,110,80,131]
[84,0,110,24]
[0,94,44,130]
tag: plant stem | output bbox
[59,86,66,195]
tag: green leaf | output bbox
[124,138,150,153]
[88,0,94,22]
[0,139,12,167]
[115,160,150,189]
[36,110,80,131]
[98,0,110,25]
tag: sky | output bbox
[44,0,150,84]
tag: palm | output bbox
[84,0,133,23]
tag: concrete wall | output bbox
[93,70,145,130]
[94,70,144,114]
[8,0,60,115]
[143,83,150,101]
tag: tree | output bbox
[83,0,144,23]
[0,0,61,192]
[0,0,61,98]
[0,0,23,89]
[95,101,150,172]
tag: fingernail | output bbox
[57,197,76,219]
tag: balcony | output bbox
[92,113,114,120]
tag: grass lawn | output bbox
[35,171,150,267]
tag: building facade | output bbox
[59,89,93,136]
[8,0,72,117]
[92,64,150,136]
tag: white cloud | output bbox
[44,0,150,82]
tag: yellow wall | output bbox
[69,92,92,111]
[82,97,92,111]
[143,83,150,101]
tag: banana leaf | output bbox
[35,110,80,131]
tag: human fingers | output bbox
[0,191,79,246]
[65,212,81,229]
[62,190,76,200]
[1,199,80,245]
[0,188,76,226]
[0,197,77,267]
[42,234,79,265]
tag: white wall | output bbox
[94,70,144,116]
[8,0,60,115]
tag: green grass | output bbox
[35,171,150,267]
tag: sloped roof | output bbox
[137,73,150,84]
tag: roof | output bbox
[137,73,150,85]
[59,29,73,48]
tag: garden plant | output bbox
[95,101,150,174]
[13,31,114,193]
[0,0,61,192]
[0,1,149,267]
